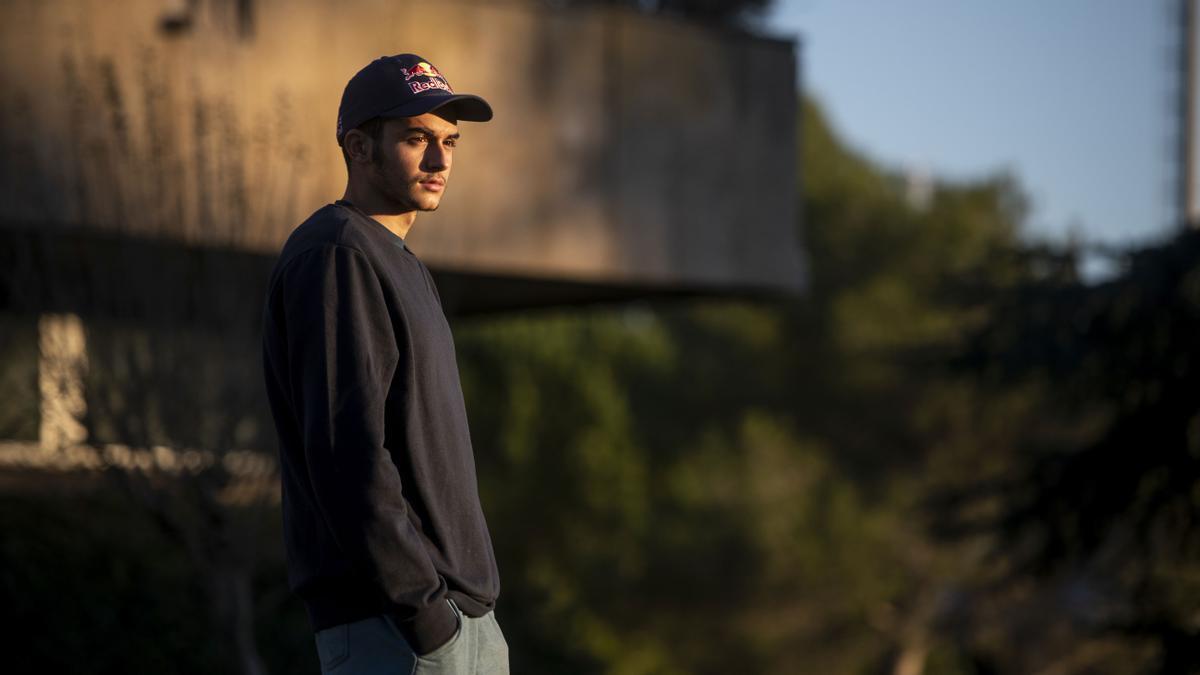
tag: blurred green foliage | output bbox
[448,97,1035,673]
[1,486,318,675]
[452,97,1200,673]
[0,491,227,674]
[940,228,1200,674]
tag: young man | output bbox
[261,54,507,674]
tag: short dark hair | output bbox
[341,117,387,171]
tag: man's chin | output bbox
[390,195,442,212]
[410,193,443,212]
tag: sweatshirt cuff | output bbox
[391,599,458,656]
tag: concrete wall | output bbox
[0,0,804,292]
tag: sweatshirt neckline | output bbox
[333,200,407,250]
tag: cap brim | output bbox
[378,94,493,122]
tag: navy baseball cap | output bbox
[336,54,493,146]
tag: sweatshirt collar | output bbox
[333,200,407,250]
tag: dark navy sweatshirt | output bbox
[260,200,499,654]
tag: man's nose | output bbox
[422,143,450,172]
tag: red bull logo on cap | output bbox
[400,61,441,81]
[399,61,453,94]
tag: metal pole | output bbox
[1180,0,1197,228]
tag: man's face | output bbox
[361,111,459,213]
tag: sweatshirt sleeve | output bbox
[279,243,458,654]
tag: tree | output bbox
[452,96,1040,673]
[940,230,1200,674]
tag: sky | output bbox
[761,0,1176,249]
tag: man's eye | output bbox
[445,139,457,148]
[407,136,428,145]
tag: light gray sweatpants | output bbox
[314,598,510,674]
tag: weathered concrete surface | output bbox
[0,0,804,293]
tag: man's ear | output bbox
[343,129,373,165]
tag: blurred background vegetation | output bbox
[5,90,1198,673]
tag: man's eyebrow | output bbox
[398,125,461,140]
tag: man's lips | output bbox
[418,178,445,192]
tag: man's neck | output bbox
[340,187,417,240]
